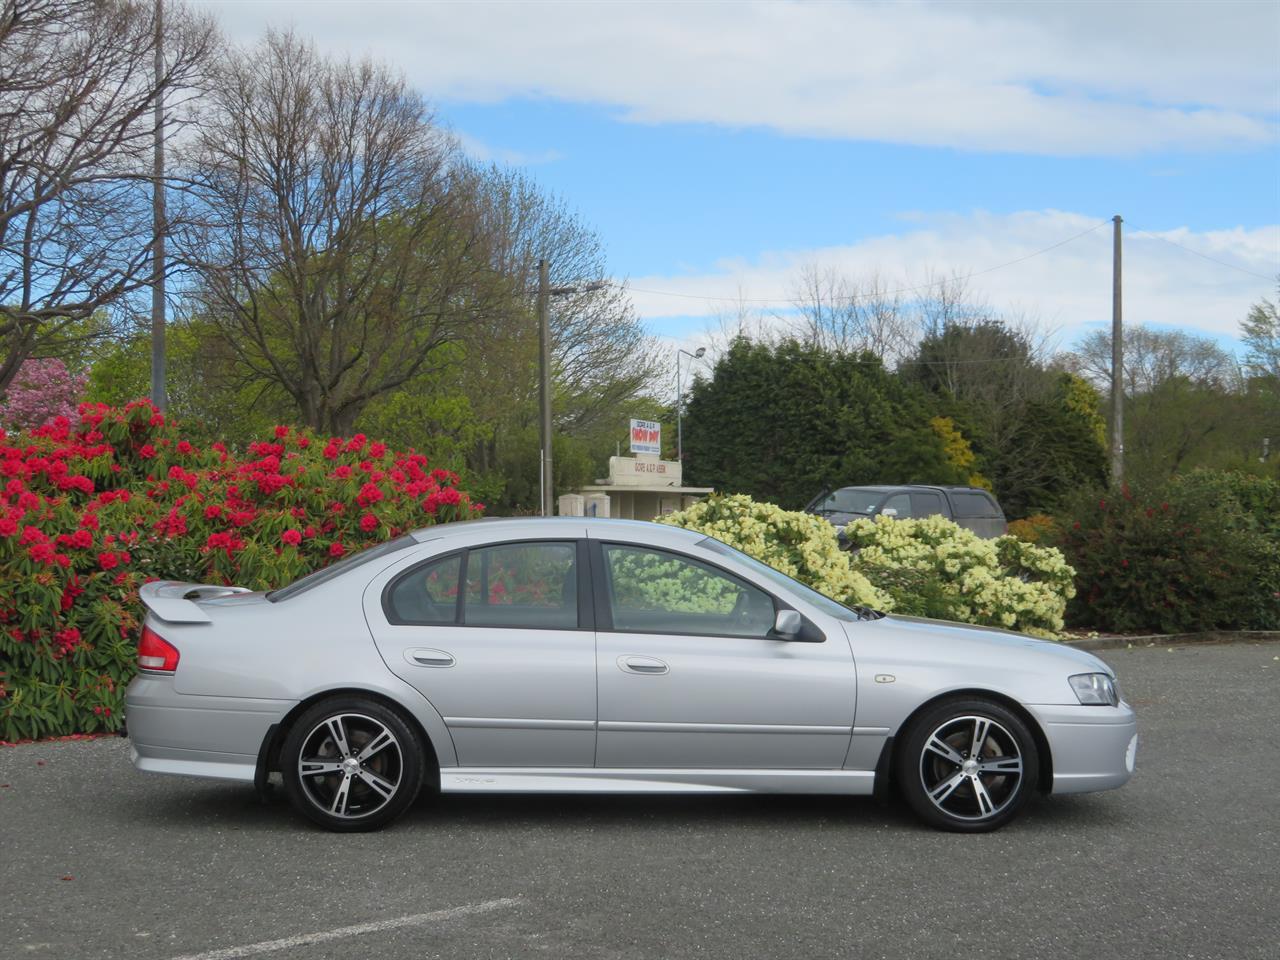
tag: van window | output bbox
[950,492,1000,519]
[910,491,945,517]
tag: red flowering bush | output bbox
[0,358,87,432]
[0,401,481,741]
[1055,477,1280,634]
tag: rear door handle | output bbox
[619,655,669,675]
[407,648,455,668]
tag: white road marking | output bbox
[164,898,521,960]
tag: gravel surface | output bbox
[2,640,1277,960]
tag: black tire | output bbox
[281,696,425,832]
[896,697,1039,833]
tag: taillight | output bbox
[138,626,180,672]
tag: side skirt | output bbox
[440,767,875,795]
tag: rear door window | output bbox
[910,491,945,517]
[386,554,462,624]
[464,541,579,629]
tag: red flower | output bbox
[281,529,303,546]
[177,440,195,455]
[345,434,367,453]
[98,551,119,570]
[334,465,352,479]
[0,518,16,537]
[138,444,157,459]
[274,425,290,439]
[369,442,386,458]
[359,512,379,532]
[28,542,57,565]
[329,542,345,558]
[205,504,223,519]
[356,482,384,507]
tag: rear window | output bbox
[268,535,417,602]
[950,492,1001,519]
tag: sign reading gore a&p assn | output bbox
[630,419,661,455]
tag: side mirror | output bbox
[773,609,803,637]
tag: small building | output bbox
[560,455,713,521]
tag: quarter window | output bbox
[386,554,461,624]
[464,542,578,629]
[601,544,775,637]
[910,491,945,517]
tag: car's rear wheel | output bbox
[281,697,424,832]
[897,697,1039,833]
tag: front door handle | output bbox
[407,648,455,668]
[619,655,669,676]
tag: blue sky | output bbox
[205,0,1280,353]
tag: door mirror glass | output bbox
[773,609,802,637]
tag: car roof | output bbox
[409,516,705,544]
[830,484,991,494]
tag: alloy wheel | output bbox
[296,712,404,820]
[918,714,1024,822]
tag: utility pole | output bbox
[537,258,553,517]
[1110,214,1123,486]
[150,0,167,411]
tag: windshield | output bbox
[812,487,885,516]
[267,535,418,602]
[697,536,880,622]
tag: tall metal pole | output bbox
[1110,214,1123,486]
[676,350,683,462]
[537,258,553,516]
[150,0,167,411]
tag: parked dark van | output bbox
[805,485,1007,539]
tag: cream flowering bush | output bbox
[660,495,1075,639]
[842,514,1075,638]
[658,495,891,610]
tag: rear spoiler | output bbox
[138,581,251,624]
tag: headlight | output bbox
[1069,672,1118,706]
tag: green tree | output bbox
[1241,283,1280,381]
[682,338,964,508]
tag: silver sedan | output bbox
[125,517,1137,832]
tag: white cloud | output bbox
[452,131,563,167]
[201,0,1278,155]
[620,210,1279,348]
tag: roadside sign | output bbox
[629,418,661,455]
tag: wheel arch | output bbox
[886,688,1053,795]
[256,687,447,793]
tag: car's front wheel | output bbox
[897,697,1039,833]
[281,697,425,832]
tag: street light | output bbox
[676,346,706,463]
[536,260,609,516]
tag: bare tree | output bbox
[0,0,216,393]
[465,166,661,437]
[1066,326,1241,395]
[788,265,913,362]
[180,31,494,434]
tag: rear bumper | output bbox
[1029,702,1138,795]
[125,674,291,783]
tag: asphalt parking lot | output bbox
[3,640,1278,960]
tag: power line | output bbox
[612,220,1113,305]
[1126,224,1277,283]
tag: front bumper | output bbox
[1028,701,1138,795]
[125,673,291,783]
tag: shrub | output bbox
[0,358,87,432]
[0,401,481,741]
[659,494,1076,638]
[1007,513,1059,545]
[657,495,890,610]
[1055,477,1280,634]
[843,514,1075,638]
